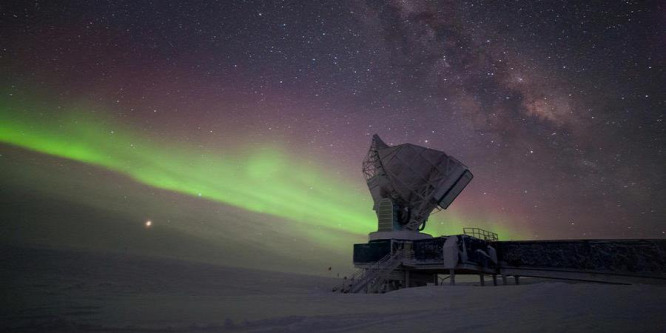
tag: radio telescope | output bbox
[362,134,473,240]
[336,134,666,294]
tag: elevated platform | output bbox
[348,236,666,292]
[496,239,666,284]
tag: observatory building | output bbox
[337,135,666,293]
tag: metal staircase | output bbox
[337,250,404,293]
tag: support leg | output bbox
[514,275,520,285]
[449,269,455,286]
[492,274,497,286]
[479,274,485,286]
[502,275,508,285]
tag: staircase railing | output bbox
[363,254,404,293]
[336,250,404,293]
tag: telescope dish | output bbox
[363,134,473,233]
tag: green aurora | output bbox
[1,97,516,245]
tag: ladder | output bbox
[337,250,404,293]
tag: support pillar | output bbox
[514,275,520,285]
[492,274,497,286]
[405,270,410,288]
[479,274,485,286]
[434,275,438,286]
[449,269,455,286]
[502,275,508,285]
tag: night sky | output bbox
[1,1,664,273]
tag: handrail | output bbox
[463,227,498,241]
[365,253,404,293]
[335,252,391,293]
[336,250,404,293]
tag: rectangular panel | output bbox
[437,169,473,209]
[353,240,391,264]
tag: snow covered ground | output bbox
[2,246,665,332]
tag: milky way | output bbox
[1,1,664,272]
